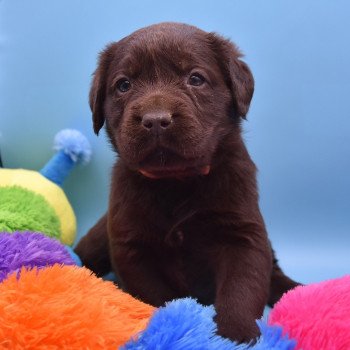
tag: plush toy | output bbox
[0,265,155,349]
[0,231,76,282]
[268,275,350,349]
[0,129,91,245]
[0,234,348,349]
[2,230,348,350]
[0,262,287,350]
[0,129,154,348]
[0,226,286,349]
[122,300,294,350]
[125,275,350,350]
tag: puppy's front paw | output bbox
[216,317,259,343]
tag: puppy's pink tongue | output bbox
[139,165,210,179]
[139,169,160,179]
[200,165,211,175]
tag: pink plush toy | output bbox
[269,275,350,350]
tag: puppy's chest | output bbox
[158,219,216,304]
[144,186,216,301]
[152,193,213,266]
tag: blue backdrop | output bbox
[1,0,349,284]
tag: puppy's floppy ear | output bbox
[209,33,254,119]
[89,43,117,134]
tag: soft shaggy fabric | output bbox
[0,265,154,349]
[40,151,76,186]
[0,231,75,282]
[122,299,297,350]
[250,321,296,350]
[0,186,60,238]
[54,129,92,164]
[0,168,76,245]
[269,275,350,350]
[122,298,235,350]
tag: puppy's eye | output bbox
[188,73,205,86]
[116,78,131,92]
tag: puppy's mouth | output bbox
[137,148,211,179]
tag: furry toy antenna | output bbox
[40,129,91,186]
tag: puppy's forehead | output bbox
[111,23,218,76]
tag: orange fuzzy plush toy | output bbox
[0,265,154,349]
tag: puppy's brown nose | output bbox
[142,112,172,134]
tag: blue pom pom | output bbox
[40,129,92,185]
[54,129,91,165]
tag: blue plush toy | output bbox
[122,299,296,350]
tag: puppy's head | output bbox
[90,22,254,179]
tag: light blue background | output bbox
[1,0,349,284]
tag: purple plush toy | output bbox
[0,231,76,282]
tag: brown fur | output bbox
[75,22,299,342]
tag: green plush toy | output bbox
[0,129,91,245]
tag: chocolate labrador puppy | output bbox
[75,22,298,342]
